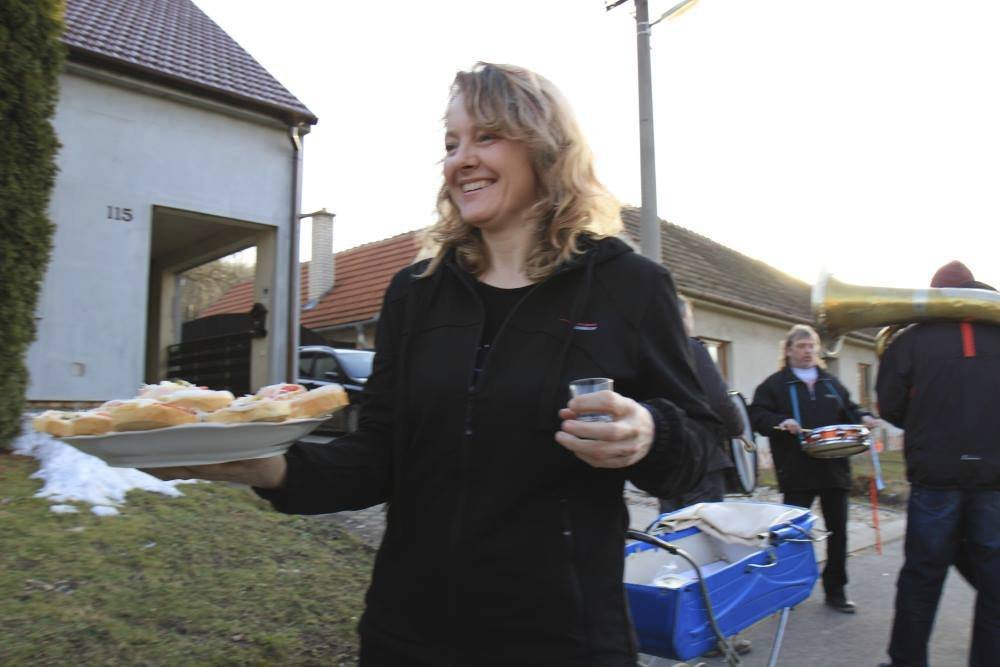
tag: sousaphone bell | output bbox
[812,272,1000,356]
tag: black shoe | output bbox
[703,638,752,657]
[825,594,857,613]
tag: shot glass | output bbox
[568,377,614,423]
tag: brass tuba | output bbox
[812,272,1000,356]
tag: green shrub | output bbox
[0,1,64,448]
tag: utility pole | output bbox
[635,0,660,265]
[608,0,700,265]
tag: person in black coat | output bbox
[659,295,744,512]
[150,62,719,666]
[749,324,877,614]
[875,261,1000,667]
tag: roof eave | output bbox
[65,45,318,126]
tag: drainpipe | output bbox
[287,124,305,382]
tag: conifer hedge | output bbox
[0,1,64,447]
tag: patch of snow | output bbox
[50,504,79,514]
[12,416,196,512]
[91,506,120,517]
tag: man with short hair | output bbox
[876,260,1000,667]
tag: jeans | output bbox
[887,486,1000,667]
[782,488,848,597]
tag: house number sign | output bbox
[106,206,134,222]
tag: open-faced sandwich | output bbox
[202,383,348,423]
[202,393,293,424]
[32,410,113,437]
[98,398,200,431]
[202,383,305,424]
[287,384,349,419]
[138,379,235,412]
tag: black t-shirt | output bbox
[472,280,532,386]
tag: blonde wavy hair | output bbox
[419,62,622,280]
[779,324,826,370]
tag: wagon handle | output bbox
[746,547,778,571]
[769,521,830,544]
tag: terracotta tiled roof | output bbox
[63,0,317,124]
[300,231,422,329]
[200,212,823,331]
[622,209,813,323]
[199,230,423,328]
[197,276,255,317]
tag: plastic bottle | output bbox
[651,559,685,588]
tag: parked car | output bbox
[297,345,374,434]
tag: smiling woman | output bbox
[442,102,537,235]
[151,61,721,666]
[426,63,622,285]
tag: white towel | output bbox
[649,501,809,547]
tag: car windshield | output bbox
[336,350,374,380]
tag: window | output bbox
[857,362,873,411]
[298,352,316,378]
[699,338,731,383]
[313,353,343,381]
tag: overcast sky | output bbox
[195,0,1000,291]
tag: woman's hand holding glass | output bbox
[555,389,655,469]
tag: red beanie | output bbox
[931,260,975,288]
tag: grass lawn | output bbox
[0,453,374,665]
[758,449,910,505]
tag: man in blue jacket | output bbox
[876,260,1000,667]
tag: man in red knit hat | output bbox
[876,260,1000,667]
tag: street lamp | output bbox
[609,0,700,264]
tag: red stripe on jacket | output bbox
[961,321,977,358]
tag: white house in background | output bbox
[27,0,317,405]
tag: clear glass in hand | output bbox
[568,377,614,422]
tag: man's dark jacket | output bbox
[750,367,869,491]
[257,237,719,665]
[688,338,744,472]
[877,321,1000,489]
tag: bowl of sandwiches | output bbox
[32,380,349,468]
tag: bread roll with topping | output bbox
[100,399,199,431]
[289,384,350,419]
[254,383,307,401]
[32,410,113,437]
[203,395,292,424]
[138,380,235,412]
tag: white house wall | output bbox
[27,71,295,401]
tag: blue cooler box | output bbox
[624,502,819,661]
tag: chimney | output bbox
[307,209,335,304]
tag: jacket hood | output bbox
[554,234,635,275]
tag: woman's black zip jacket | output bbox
[256,236,720,665]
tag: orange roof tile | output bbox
[198,229,423,328]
